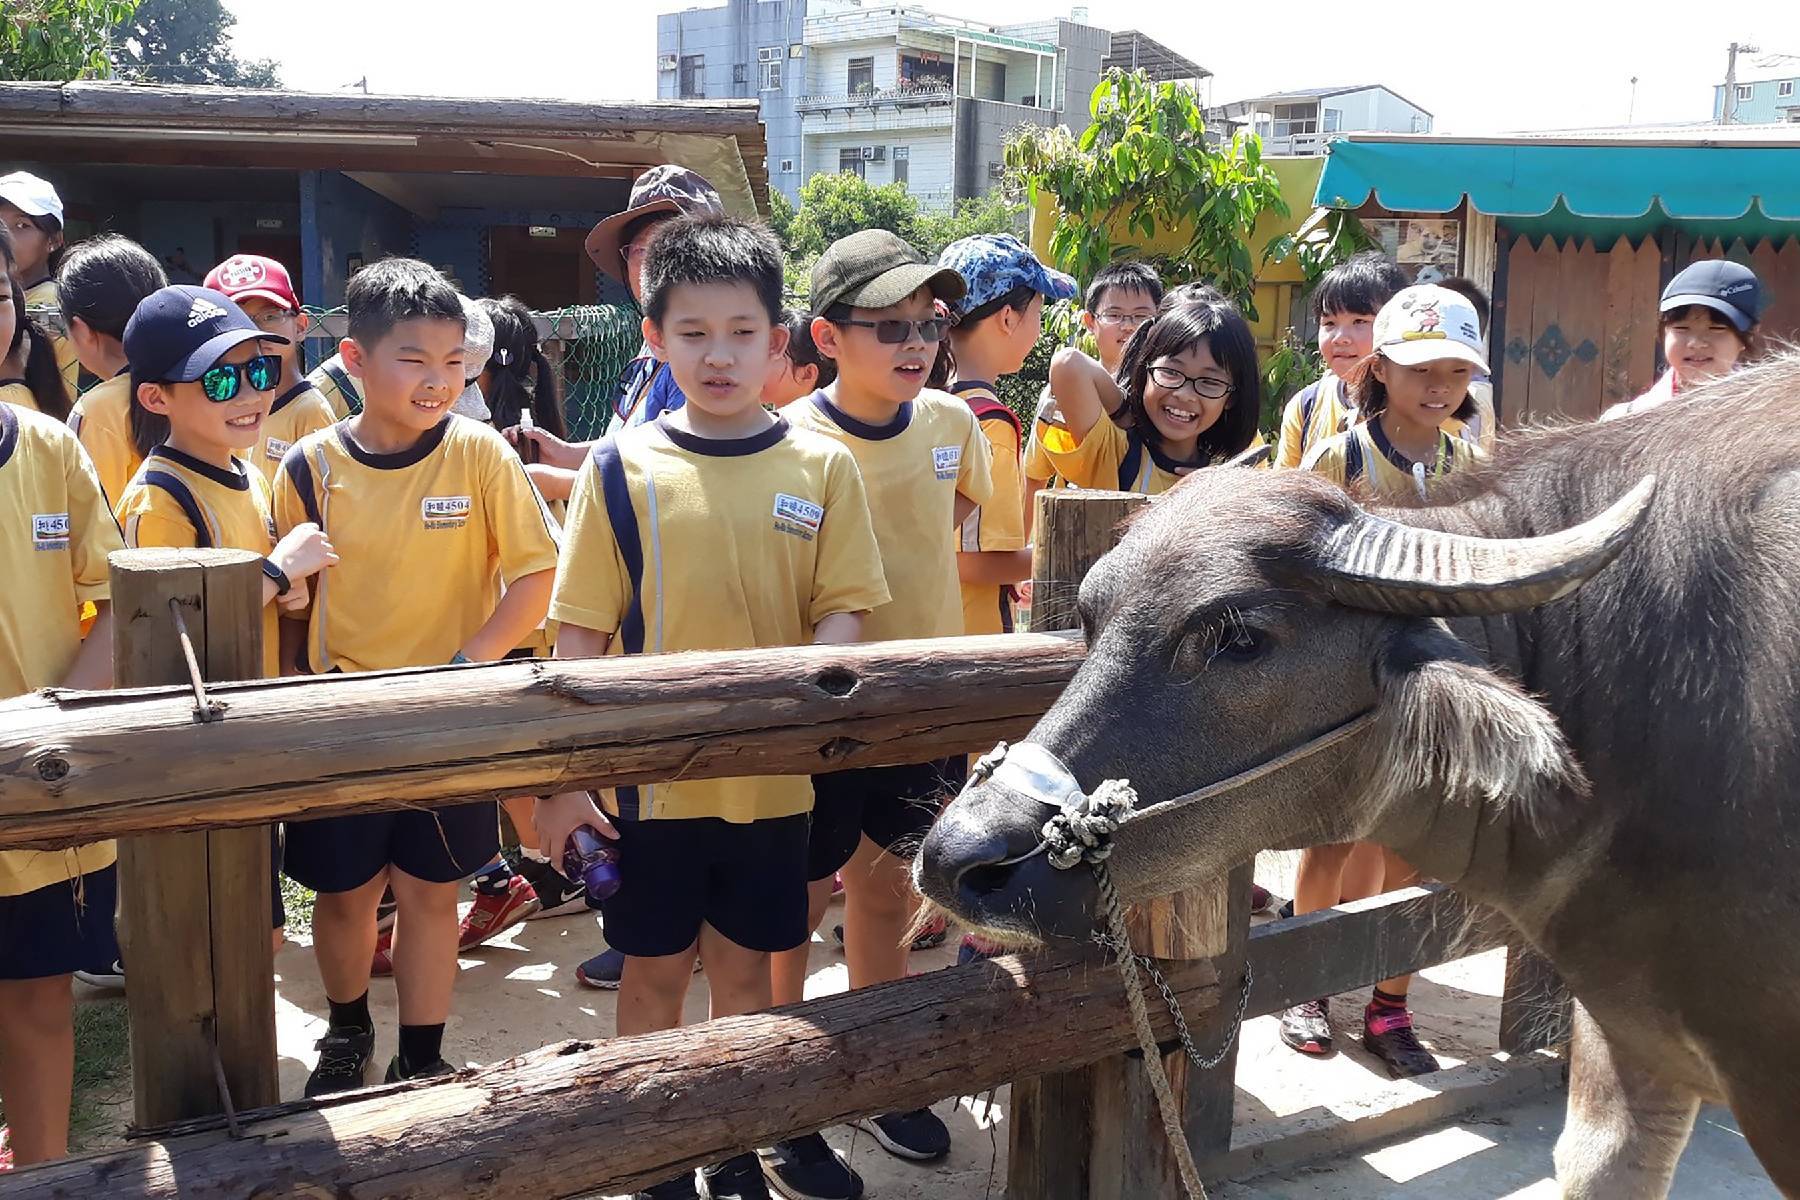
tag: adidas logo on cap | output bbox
[187,297,228,328]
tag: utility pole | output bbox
[1723,41,1760,122]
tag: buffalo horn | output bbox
[1312,475,1656,617]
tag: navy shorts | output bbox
[807,757,968,881]
[283,801,499,893]
[597,813,810,957]
[0,865,120,981]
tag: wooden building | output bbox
[1316,125,1800,422]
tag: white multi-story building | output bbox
[657,1,1206,210]
[1208,84,1433,156]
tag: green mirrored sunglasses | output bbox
[198,354,283,403]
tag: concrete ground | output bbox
[66,851,1780,1197]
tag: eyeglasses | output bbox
[1096,311,1154,328]
[197,354,282,403]
[251,308,298,331]
[1148,364,1233,400]
[834,317,951,345]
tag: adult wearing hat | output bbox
[1602,259,1763,421]
[505,165,724,487]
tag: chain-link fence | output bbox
[298,304,644,441]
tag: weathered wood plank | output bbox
[2,949,1222,1200]
[0,633,1085,851]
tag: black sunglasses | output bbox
[197,354,282,403]
[835,317,951,345]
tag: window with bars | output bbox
[838,148,865,178]
[848,56,874,95]
[759,47,782,91]
[892,145,908,187]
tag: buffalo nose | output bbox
[916,801,1039,910]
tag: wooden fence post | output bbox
[110,547,278,1127]
[1009,490,1250,1199]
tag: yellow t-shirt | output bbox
[0,405,123,896]
[24,278,78,408]
[253,381,338,487]
[305,355,358,420]
[788,388,993,642]
[116,446,282,681]
[949,382,1027,636]
[1300,419,1483,503]
[550,415,890,822]
[1022,387,1062,485]
[67,372,142,511]
[1276,373,1497,469]
[272,415,560,674]
[1,379,41,413]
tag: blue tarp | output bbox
[1316,138,1800,221]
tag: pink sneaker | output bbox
[458,874,541,951]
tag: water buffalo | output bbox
[918,355,1800,1197]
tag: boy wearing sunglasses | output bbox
[118,284,339,681]
[203,255,340,486]
[272,259,559,1096]
[771,229,992,1176]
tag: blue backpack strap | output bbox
[1343,429,1366,485]
[1298,381,1321,442]
[321,361,361,412]
[142,469,213,548]
[590,438,645,820]
[1117,430,1145,492]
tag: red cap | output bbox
[203,254,298,310]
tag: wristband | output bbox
[449,651,472,665]
[261,557,292,597]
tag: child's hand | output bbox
[272,522,338,581]
[277,577,310,612]
[504,425,584,471]
[534,790,618,861]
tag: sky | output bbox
[229,1,1800,135]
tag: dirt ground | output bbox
[63,853,1774,1196]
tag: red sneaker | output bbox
[371,926,395,977]
[458,874,541,951]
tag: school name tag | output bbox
[932,445,961,481]
[421,495,472,529]
[264,437,292,462]
[32,512,70,551]
[772,492,823,540]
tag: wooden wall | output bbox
[1494,234,1800,425]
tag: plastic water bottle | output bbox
[562,825,622,901]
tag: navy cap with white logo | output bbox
[1660,260,1762,333]
[123,285,288,383]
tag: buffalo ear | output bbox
[1371,624,1586,830]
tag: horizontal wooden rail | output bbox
[3,948,1219,1199]
[1244,885,1504,1019]
[0,633,1082,851]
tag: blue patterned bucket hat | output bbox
[938,233,1076,320]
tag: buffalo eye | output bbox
[1172,616,1267,677]
[1212,622,1266,663]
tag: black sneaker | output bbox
[854,1108,950,1162]
[375,886,398,932]
[1279,999,1333,1056]
[760,1132,864,1199]
[305,1025,375,1097]
[1363,1004,1441,1078]
[634,1173,701,1200]
[515,856,590,919]
[384,1055,456,1083]
[700,1152,772,1199]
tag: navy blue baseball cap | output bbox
[938,233,1076,320]
[123,285,288,383]
[1660,260,1761,333]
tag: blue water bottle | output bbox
[562,825,622,901]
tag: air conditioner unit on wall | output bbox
[659,54,678,71]
[871,145,887,161]
[789,44,805,58]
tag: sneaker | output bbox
[384,1055,456,1084]
[1279,999,1333,1056]
[575,946,703,989]
[305,1025,376,1097]
[73,959,125,990]
[700,1152,772,1199]
[515,856,589,919]
[831,920,947,954]
[459,873,540,950]
[760,1132,864,1200]
[955,934,1002,967]
[1277,898,1295,920]
[830,873,844,897]
[1249,884,1275,915]
[1363,1003,1441,1078]
[375,887,397,932]
[853,1108,950,1162]
[635,1173,702,1200]
[371,927,395,977]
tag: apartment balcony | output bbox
[797,85,956,135]
[795,83,955,115]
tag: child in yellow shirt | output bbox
[0,171,77,405]
[1,221,70,419]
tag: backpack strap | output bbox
[1298,381,1321,443]
[1343,429,1367,485]
[1117,430,1146,492]
[590,437,645,819]
[950,383,1023,443]
[320,362,361,413]
[142,469,213,548]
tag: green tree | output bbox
[1,0,140,80]
[111,0,278,88]
[915,190,1025,258]
[786,172,920,260]
[1005,70,1288,317]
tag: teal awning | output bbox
[1316,136,1800,221]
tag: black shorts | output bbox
[283,801,499,894]
[807,757,968,881]
[0,865,119,980]
[596,813,810,957]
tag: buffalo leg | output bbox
[1554,1002,1699,1200]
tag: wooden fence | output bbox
[0,493,1569,1199]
